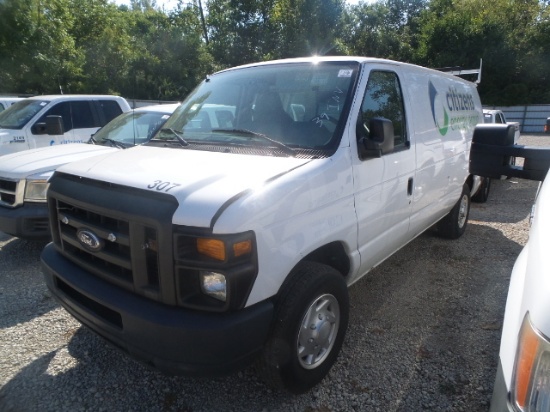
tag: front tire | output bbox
[257,262,349,394]
[437,183,470,239]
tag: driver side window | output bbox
[359,70,407,150]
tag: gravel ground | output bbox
[0,134,548,412]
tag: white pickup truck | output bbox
[41,56,483,393]
[470,125,550,412]
[483,109,520,144]
[0,104,178,240]
[0,95,131,156]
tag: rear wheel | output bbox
[437,183,470,239]
[472,177,490,203]
[257,262,349,394]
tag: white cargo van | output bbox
[469,125,550,412]
[41,57,482,393]
[0,104,178,240]
[0,95,130,156]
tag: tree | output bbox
[344,0,427,61]
[270,0,347,58]
[0,0,83,94]
[417,0,542,104]
[206,0,276,68]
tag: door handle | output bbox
[407,177,413,196]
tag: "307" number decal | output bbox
[147,180,181,192]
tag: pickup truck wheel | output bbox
[472,177,490,203]
[257,262,349,394]
[437,183,470,239]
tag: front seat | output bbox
[251,91,291,139]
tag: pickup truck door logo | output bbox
[76,228,103,252]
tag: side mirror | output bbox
[45,115,64,135]
[470,124,550,181]
[357,117,395,159]
[31,122,47,135]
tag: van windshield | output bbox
[151,61,359,157]
[0,99,50,129]
[93,109,172,147]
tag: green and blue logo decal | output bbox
[429,80,479,136]
[429,80,449,136]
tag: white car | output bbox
[470,124,550,412]
[490,168,550,412]
[0,104,179,240]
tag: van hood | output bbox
[56,146,312,228]
[0,144,117,179]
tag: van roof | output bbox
[216,56,474,82]
[25,95,127,101]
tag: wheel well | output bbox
[302,242,350,277]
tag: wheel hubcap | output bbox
[297,293,340,369]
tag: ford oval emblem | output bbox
[76,228,104,252]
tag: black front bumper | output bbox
[489,360,516,412]
[0,203,50,239]
[41,243,274,376]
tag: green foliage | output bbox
[344,0,426,61]
[416,0,546,104]
[0,0,83,94]
[0,0,549,105]
[270,0,347,58]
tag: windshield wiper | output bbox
[101,138,127,149]
[158,128,189,146]
[212,128,295,157]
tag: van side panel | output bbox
[405,69,482,237]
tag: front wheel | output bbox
[257,262,349,394]
[437,183,470,239]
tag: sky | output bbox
[113,0,366,11]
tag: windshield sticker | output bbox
[40,102,47,106]
[338,69,353,78]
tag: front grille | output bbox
[48,172,179,305]
[0,178,23,207]
[56,199,135,285]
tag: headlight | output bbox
[174,229,258,311]
[200,271,227,302]
[512,313,550,411]
[24,171,54,202]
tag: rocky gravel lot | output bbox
[0,134,548,412]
